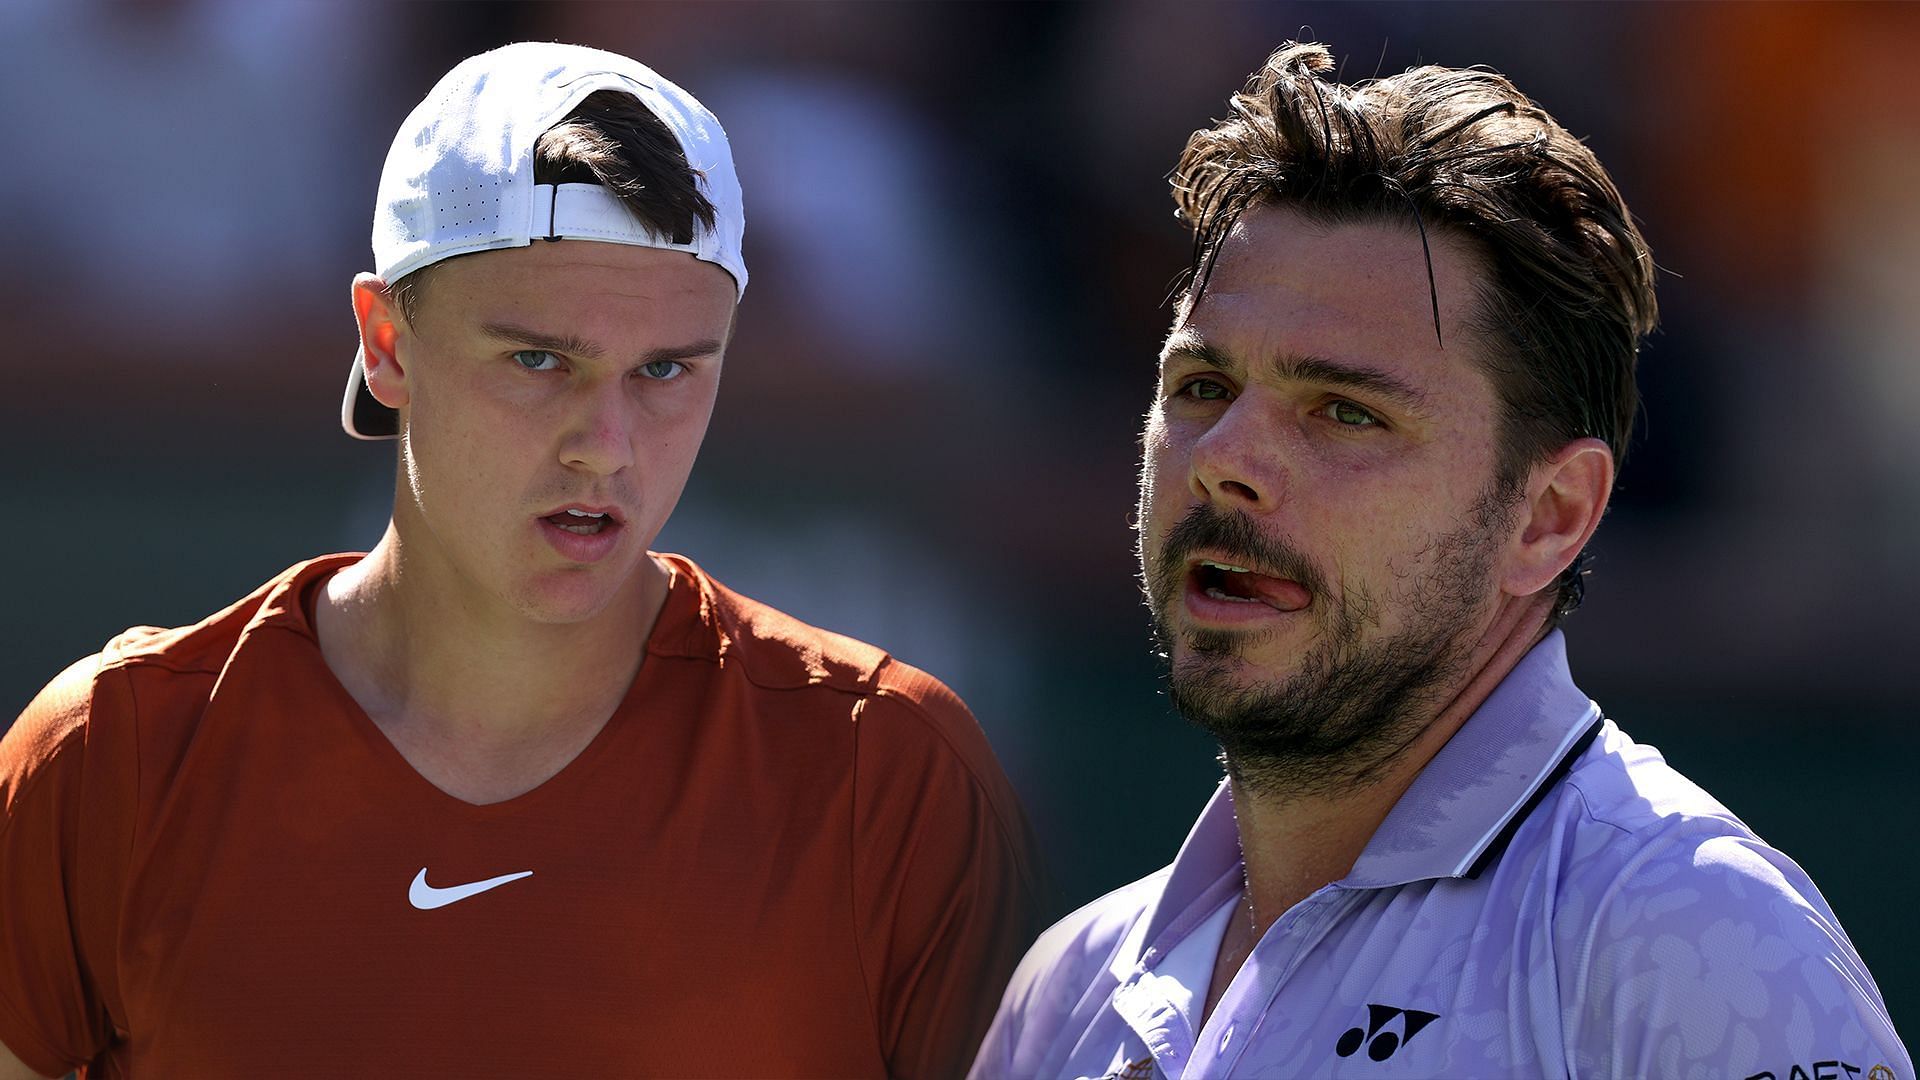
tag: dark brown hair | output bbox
[390,89,717,322]
[1171,42,1659,621]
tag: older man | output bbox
[972,42,1908,1080]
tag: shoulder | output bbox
[1544,721,1835,935]
[1029,869,1167,980]
[661,554,893,692]
[5,560,331,787]
[94,557,333,689]
[974,868,1168,1069]
[664,555,1027,823]
[3,604,245,796]
[2,653,103,811]
[1006,869,1168,1023]
[1534,723,1909,1078]
[1563,718,1746,836]
[664,554,988,752]
[0,564,309,1075]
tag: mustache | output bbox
[1153,504,1329,599]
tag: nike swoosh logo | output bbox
[408,867,533,910]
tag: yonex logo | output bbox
[1335,1003,1440,1062]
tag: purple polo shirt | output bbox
[973,632,1910,1079]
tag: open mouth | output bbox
[542,508,618,536]
[1188,559,1312,612]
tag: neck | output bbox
[1230,592,1553,933]
[314,523,670,746]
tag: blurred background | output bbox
[3,0,1914,1037]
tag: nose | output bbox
[557,382,637,476]
[1187,397,1285,513]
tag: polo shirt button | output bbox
[1218,1023,1235,1054]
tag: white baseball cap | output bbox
[343,41,747,440]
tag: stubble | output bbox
[1144,489,1517,801]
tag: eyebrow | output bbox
[480,322,724,365]
[1160,330,1430,412]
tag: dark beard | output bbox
[1145,490,1514,801]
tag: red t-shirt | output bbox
[0,554,1042,1078]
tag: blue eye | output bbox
[640,360,685,380]
[1328,400,1379,427]
[513,350,561,372]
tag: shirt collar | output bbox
[1120,629,1600,970]
[1348,629,1600,886]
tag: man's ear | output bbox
[352,272,410,410]
[1501,438,1614,599]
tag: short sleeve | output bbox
[0,655,130,1077]
[850,663,1047,1080]
[1563,825,1912,1080]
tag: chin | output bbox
[1178,610,1340,687]
[511,566,636,625]
[1173,615,1295,662]
[1172,637,1288,684]
[518,596,617,626]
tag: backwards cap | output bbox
[343,41,747,440]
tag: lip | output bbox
[1183,550,1283,580]
[538,502,624,525]
[1178,552,1313,626]
[535,504,625,563]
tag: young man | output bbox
[0,43,1039,1079]
[972,42,1910,1079]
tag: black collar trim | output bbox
[1464,717,1605,880]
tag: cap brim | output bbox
[341,348,400,440]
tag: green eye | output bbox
[641,360,685,380]
[1329,400,1378,426]
[513,350,560,372]
[1183,378,1230,401]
